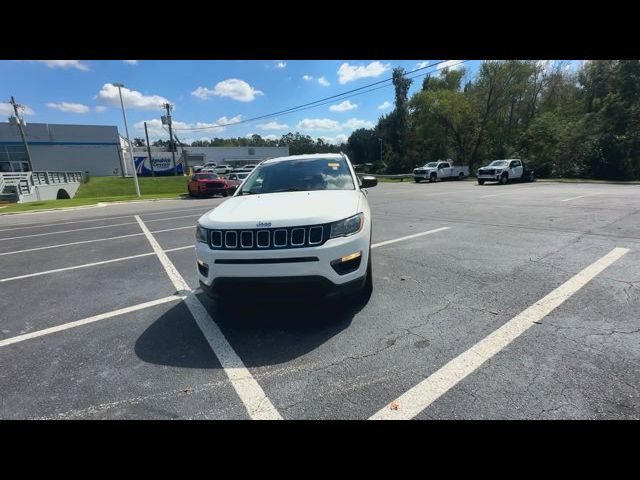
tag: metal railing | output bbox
[1,171,83,197]
[32,171,83,185]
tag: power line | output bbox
[173,60,467,132]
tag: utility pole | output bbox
[112,83,141,197]
[163,103,177,176]
[9,96,34,171]
[144,122,155,177]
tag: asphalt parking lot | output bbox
[1,180,639,419]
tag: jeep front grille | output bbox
[207,224,331,250]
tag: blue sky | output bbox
[0,60,484,144]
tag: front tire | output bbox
[458,172,464,180]
[478,179,485,185]
[500,174,508,185]
[429,174,437,183]
[414,178,421,183]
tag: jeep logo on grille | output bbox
[256,221,272,228]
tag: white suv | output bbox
[195,153,377,302]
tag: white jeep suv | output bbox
[195,153,377,302]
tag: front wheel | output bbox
[499,174,508,185]
[458,172,464,180]
[429,174,437,183]
[414,178,421,183]
[478,179,485,185]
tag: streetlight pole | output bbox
[112,83,141,198]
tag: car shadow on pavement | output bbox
[134,292,369,369]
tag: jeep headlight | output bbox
[330,213,364,238]
[195,224,208,243]
[495,169,503,174]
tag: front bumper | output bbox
[196,226,370,300]
[477,175,501,182]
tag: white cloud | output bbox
[318,76,330,87]
[134,115,242,137]
[342,118,374,130]
[46,102,90,114]
[297,117,374,133]
[123,60,139,65]
[337,61,390,84]
[329,100,357,112]
[264,134,279,141]
[416,61,429,69]
[0,102,35,116]
[257,121,288,130]
[378,100,392,110]
[275,61,286,69]
[302,75,313,81]
[95,106,107,112]
[319,134,348,145]
[297,118,341,131]
[95,83,170,110]
[191,79,263,102]
[37,60,89,71]
[437,60,463,71]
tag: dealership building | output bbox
[0,121,288,176]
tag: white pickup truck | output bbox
[413,161,470,183]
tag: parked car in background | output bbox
[477,159,535,185]
[194,162,217,173]
[413,161,469,182]
[188,173,235,197]
[223,173,243,192]
[215,165,233,175]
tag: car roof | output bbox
[261,153,344,165]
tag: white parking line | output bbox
[0,295,184,348]
[164,245,195,253]
[0,232,144,256]
[372,227,450,249]
[561,193,602,202]
[0,206,213,233]
[134,215,282,420]
[369,247,629,420]
[0,252,157,283]
[478,189,535,199]
[0,214,201,241]
[0,220,139,241]
[0,225,193,257]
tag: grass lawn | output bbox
[0,176,190,214]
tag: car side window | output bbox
[441,163,450,168]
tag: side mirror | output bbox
[360,175,378,188]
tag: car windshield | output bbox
[239,157,355,195]
[196,174,219,180]
[489,160,509,167]
[425,162,438,168]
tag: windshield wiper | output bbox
[240,190,259,195]
[271,188,306,193]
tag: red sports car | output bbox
[188,173,237,197]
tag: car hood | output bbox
[198,190,362,229]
